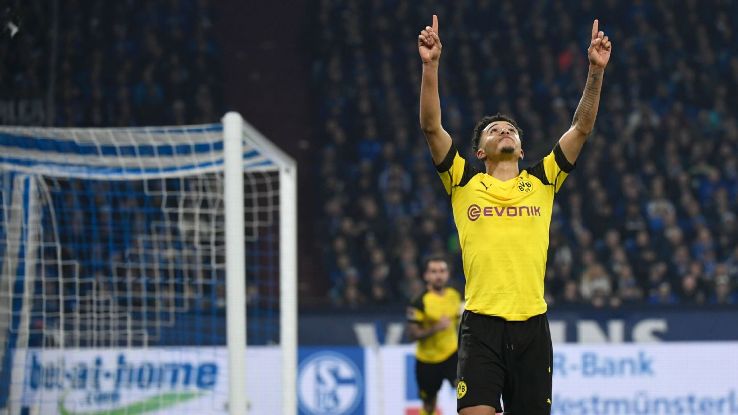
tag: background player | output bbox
[407,255,462,415]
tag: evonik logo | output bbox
[467,204,541,221]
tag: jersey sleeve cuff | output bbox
[435,144,457,173]
[553,143,575,173]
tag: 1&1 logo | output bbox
[298,351,363,415]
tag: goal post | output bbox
[0,113,297,415]
[223,112,298,415]
[240,117,298,415]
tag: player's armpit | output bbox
[423,126,453,166]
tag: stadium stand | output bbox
[2,0,736,315]
[311,0,738,308]
[1,0,220,127]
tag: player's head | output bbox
[472,113,524,162]
[422,254,450,291]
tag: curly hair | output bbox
[471,113,523,152]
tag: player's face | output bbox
[477,121,523,161]
[424,260,449,290]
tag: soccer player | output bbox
[417,15,611,415]
[407,255,462,415]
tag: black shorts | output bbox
[415,352,458,401]
[457,311,552,414]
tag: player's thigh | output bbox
[415,359,444,401]
[505,314,553,414]
[457,312,504,413]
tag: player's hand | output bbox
[418,15,442,64]
[435,316,451,331]
[588,19,612,69]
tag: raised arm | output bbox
[418,15,453,165]
[559,19,612,164]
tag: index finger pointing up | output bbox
[432,14,439,34]
[591,19,599,40]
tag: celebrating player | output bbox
[418,15,611,415]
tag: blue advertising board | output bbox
[299,308,738,345]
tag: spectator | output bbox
[709,275,737,305]
[649,281,679,305]
[679,274,706,305]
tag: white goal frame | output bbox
[0,112,297,415]
[224,112,297,415]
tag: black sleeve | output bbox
[406,293,426,323]
[553,142,575,173]
[435,144,481,188]
[435,144,457,173]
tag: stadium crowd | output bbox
[312,0,738,309]
[3,0,220,126]
[3,0,738,314]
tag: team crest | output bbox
[517,179,532,192]
[457,380,467,399]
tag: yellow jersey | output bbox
[407,287,462,363]
[436,143,573,320]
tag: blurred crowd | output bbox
[2,0,220,126]
[3,0,737,314]
[312,0,738,309]
[1,0,227,345]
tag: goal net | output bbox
[0,113,296,415]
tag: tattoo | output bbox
[572,68,604,134]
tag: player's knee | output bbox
[420,403,436,415]
[459,405,497,415]
[421,398,436,414]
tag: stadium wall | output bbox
[149,308,738,346]
[299,308,738,345]
[14,343,738,415]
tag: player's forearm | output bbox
[412,328,435,340]
[408,324,439,341]
[571,65,604,136]
[419,62,442,133]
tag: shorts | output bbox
[457,310,552,414]
[415,352,458,401]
